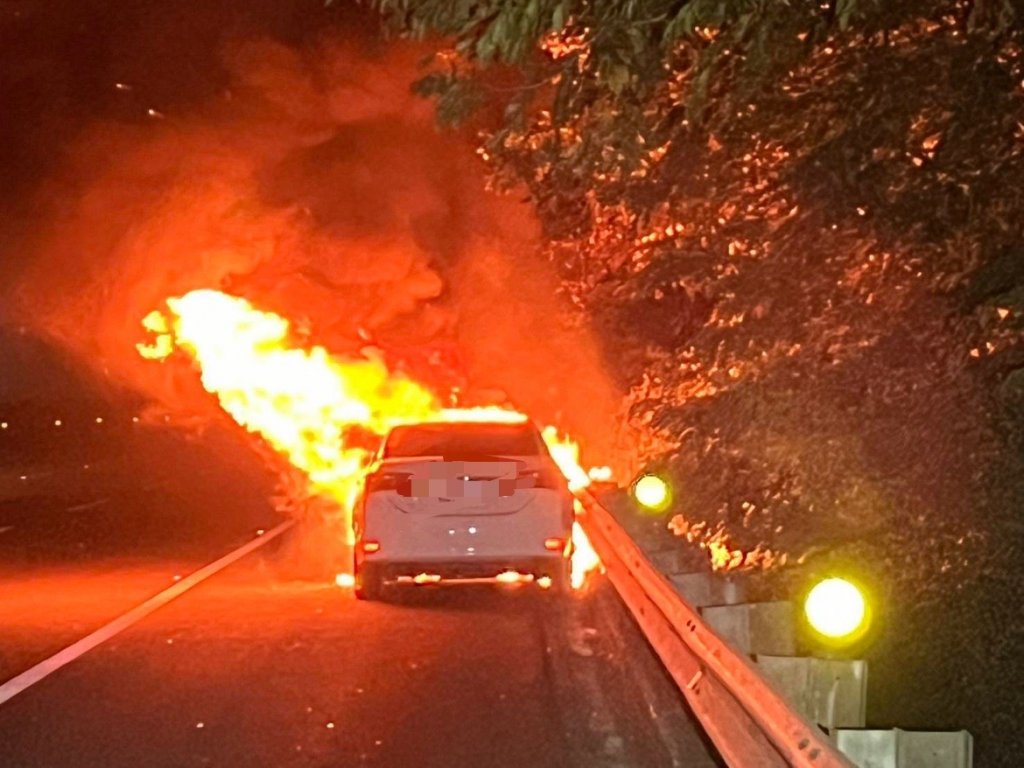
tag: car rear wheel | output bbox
[543,560,572,596]
[354,562,385,601]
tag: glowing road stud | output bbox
[633,474,671,512]
[804,577,867,640]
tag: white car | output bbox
[352,419,574,600]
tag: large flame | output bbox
[138,289,602,588]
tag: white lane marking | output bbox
[0,519,294,706]
[66,498,109,513]
[0,526,13,536]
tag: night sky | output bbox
[1,1,333,205]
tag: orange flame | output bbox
[139,289,604,588]
[540,427,603,588]
[138,290,441,518]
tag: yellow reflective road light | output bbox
[633,474,671,512]
[804,577,868,640]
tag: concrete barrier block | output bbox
[838,729,899,768]
[646,548,688,574]
[836,729,973,768]
[755,655,867,729]
[668,572,748,607]
[702,601,796,656]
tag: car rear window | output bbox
[383,422,544,458]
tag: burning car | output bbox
[352,418,575,600]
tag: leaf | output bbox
[551,1,567,30]
[835,0,859,31]
[605,62,631,94]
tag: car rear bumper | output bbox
[367,555,567,582]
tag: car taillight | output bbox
[517,466,567,490]
[361,540,381,554]
[364,472,411,495]
[544,537,567,553]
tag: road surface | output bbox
[0,425,719,768]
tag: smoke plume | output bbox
[2,27,619,462]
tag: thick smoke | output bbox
[2,31,619,461]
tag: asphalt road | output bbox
[0,423,719,768]
[0,539,720,768]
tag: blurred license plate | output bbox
[466,479,517,498]
[407,477,515,498]
[464,480,492,498]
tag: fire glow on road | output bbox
[139,290,604,588]
[0,521,294,707]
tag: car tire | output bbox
[544,560,572,596]
[354,563,385,601]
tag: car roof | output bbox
[381,420,546,459]
[387,420,536,433]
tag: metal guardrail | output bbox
[577,492,856,768]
